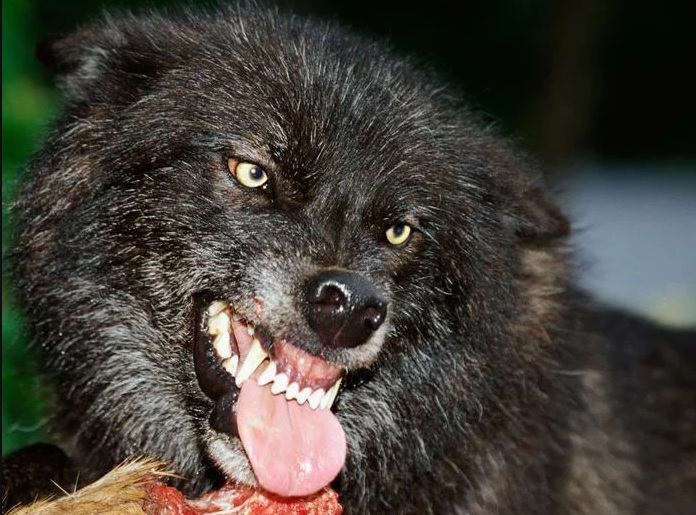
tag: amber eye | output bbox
[228,159,268,188]
[385,223,412,246]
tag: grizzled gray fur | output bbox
[8,5,696,514]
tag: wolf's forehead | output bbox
[144,22,465,199]
[189,36,436,140]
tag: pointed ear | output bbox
[512,184,570,243]
[35,20,164,105]
[483,137,570,244]
[37,29,113,74]
[36,25,128,101]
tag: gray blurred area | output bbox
[565,165,696,327]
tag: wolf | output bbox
[6,5,696,514]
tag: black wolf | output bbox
[7,6,696,514]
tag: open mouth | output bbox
[193,297,347,497]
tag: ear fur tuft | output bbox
[35,24,130,102]
[483,136,570,244]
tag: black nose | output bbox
[305,270,387,349]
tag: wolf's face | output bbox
[14,7,568,508]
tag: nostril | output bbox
[313,285,345,308]
[311,285,347,322]
[362,303,386,330]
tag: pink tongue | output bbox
[236,379,346,497]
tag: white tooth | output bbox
[320,392,331,410]
[223,355,239,376]
[246,324,255,336]
[271,373,289,395]
[257,361,277,386]
[285,382,300,400]
[331,377,343,400]
[235,339,268,387]
[213,332,232,359]
[321,378,342,409]
[297,387,313,405]
[208,312,230,335]
[308,388,325,410]
[207,301,228,317]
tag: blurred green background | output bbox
[3,0,695,455]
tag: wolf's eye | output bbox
[228,159,268,188]
[385,223,412,246]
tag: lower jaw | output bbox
[204,430,259,488]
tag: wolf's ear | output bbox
[36,23,159,104]
[511,184,570,243]
[36,26,126,101]
[483,138,570,244]
[37,30,111,75]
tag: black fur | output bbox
[8,5,696,514]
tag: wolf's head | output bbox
[13,5,568,508]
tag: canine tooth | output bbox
[321,378,342,409]
[257,361,277,386]
[207,301,229,317]
[320,392,330,410]
[297,387,313,405]
[246,325,255,336]
[208,312,230,335]
[271,373,289,395]
[235,339,267,386]
[285,382,300,400]
[213,332,232,359]
[223,355,239,376]
[308,388,325,410]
